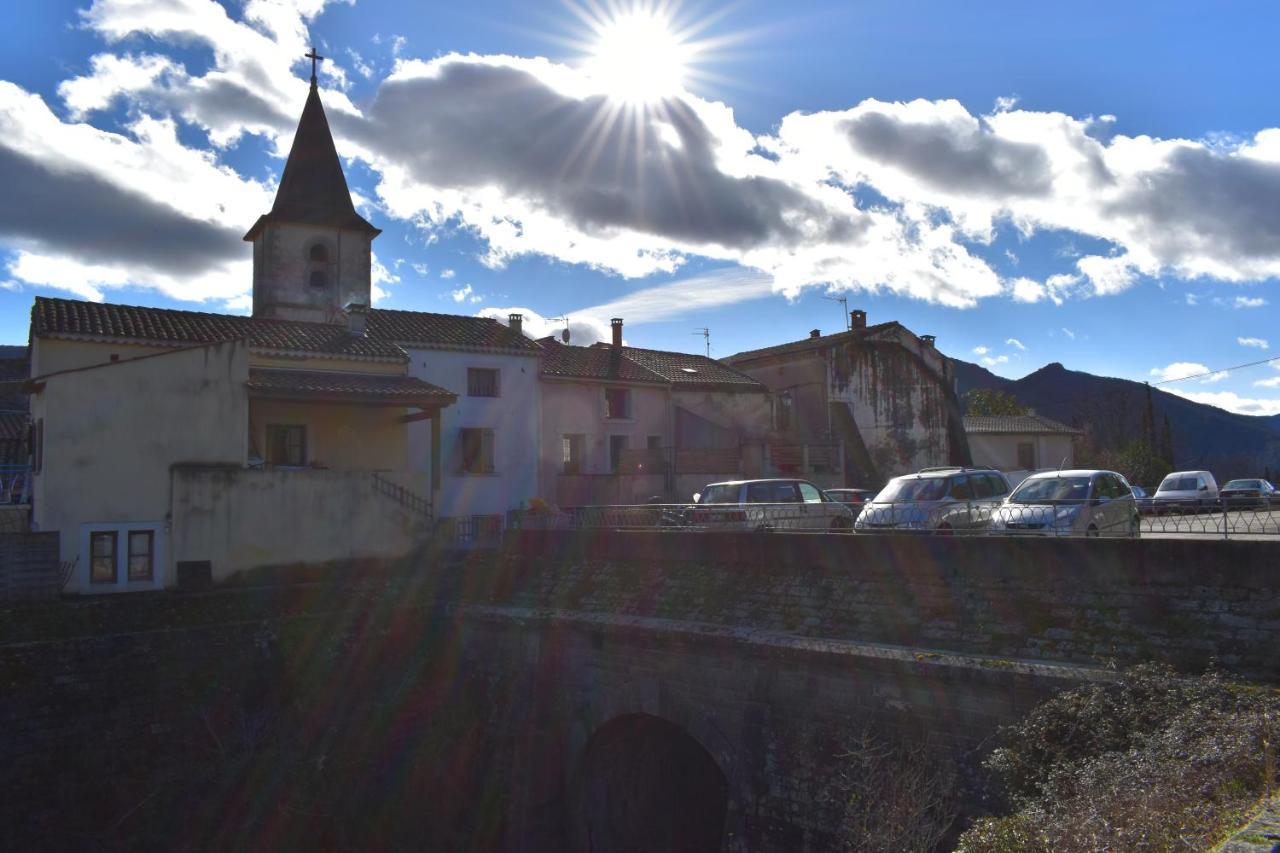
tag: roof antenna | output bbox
[550,315,571,344]
[692,327,710,357]
[822,294,850,330]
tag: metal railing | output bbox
[0,464,31,505]
[507,497,1280,539]
[371,473,433,526]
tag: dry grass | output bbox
[957,664,1279,852]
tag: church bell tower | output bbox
[244,49,380,324]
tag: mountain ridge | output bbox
[950,357,1280,479]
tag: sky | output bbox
[2,0,1279,415]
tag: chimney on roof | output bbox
[344,301,369,337]
[809,329,821,339]
[508,313,523,337]
[850,309,866,330]
[611,317,623,349]
[921,334,936,347]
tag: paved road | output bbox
[1141,506,1280,540]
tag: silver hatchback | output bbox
[988,469,1140,538]
[854,468,1012,534]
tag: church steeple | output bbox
[245,50,379,323]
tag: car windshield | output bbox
[875,477,948,502]
[1225,480,1260,490]
[1131,486,1147,497]
[1159,477,1199,492]
[1009,476,1091,505]
[699,484,738,504]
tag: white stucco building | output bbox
[964,413,1082,474]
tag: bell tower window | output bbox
[307,241,331,289]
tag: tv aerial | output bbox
[692,327,710,357]
[822,293,850,330]
[550,315,571,344]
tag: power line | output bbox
[1150,353,1280,386]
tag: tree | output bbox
[1160,413,1175,469]
[964,389,1029,417]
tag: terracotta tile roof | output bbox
[613,345,766,390]
[539,341,667,383]
[723,321,902,364]
[32,297,408,361]
[963,414,1083,435]
[247,368,455,404]
[365,308,541,354]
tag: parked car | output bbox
[690,479,855,531]
[1220,479,1277,510]
[988,470,1140,538]
[1152,470,1220,513]
[853,467,1012,534]
[1130,484,1158,515]
[824,488,874,508]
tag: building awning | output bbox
[247,368,455,409]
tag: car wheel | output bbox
[830,517,851,531]
[1086,524,1099,538]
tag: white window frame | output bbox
[79,522,166,593]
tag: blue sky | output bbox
[2,0,1279,413]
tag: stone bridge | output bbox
[2,532,1277,851]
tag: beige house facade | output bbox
[725,310,971,489]
[536,319,773,505]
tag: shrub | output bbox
[957,664,1279,852]
[834,725,960,852]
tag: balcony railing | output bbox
[1,464,31,505]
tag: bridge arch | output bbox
[570,713,730,853]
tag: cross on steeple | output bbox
[305,47,324,85]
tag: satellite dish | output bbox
[561,328,571,343]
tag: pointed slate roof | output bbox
[243,81,378,240]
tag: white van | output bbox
[1153,470,1219,513]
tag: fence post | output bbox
[1223,498,1229,540]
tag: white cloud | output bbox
[476,306,611,346]
[1150,362,1218,383]
[1009,277,1044,303]
[1185,292,1200,306]
[972,345,990,355]
[1253,376,1280,389]
[1238,336,1270,349]
[1061,327,1076,339]
[981,354,1009,367]
[4,1,1280,315]
[1005,337,1026,351]
[583,268,775,324]
[440,268,456,279]
[1165,388,1280,416]
[451,283,475,303]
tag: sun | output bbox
[584,7,693,102]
